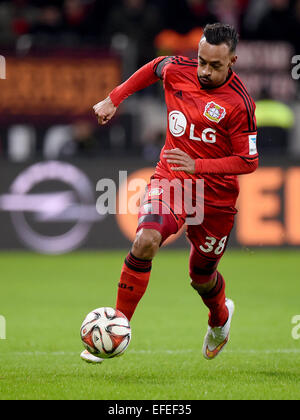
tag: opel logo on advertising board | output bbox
[0,161,103,254]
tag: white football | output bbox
[80,307,131,358]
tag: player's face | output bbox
[197,38,237,88]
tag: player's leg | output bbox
[81,228,174,364]
[115,228,161,322]
[187,206,236,359]
[81,226,174,364]
[81,181,184,364]
[116,184,184,322]
[189,245,229,328]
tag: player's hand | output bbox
[163,148,196,174]
[93,96,117,125]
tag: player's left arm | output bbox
[165,102,259,175]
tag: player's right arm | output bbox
[93,57,170,125]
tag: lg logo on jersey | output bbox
[168,110,216,143]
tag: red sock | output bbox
[116,252,152,321]
[200,272,228,327]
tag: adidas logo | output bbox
[175,90,183,99]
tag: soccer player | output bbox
[81,23,258,363]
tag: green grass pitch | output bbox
[0,249,299,400]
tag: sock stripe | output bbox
[127,255,152,268]
[127,255,150,266]
[129,252,151,263]
[124,260,152,273]
[125,252,152,273]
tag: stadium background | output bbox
[0,0,299,253]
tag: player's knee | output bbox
[132,229,161,260]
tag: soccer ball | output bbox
[80,307,131,359]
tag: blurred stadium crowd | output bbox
[1,0,300,50]
[0,0,300,161]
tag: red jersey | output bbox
[153,56,258,208]
[109,55,258,208]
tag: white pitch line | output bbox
[226,349,300,354]
[5,349,300,356]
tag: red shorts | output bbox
[137,180,237,261]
